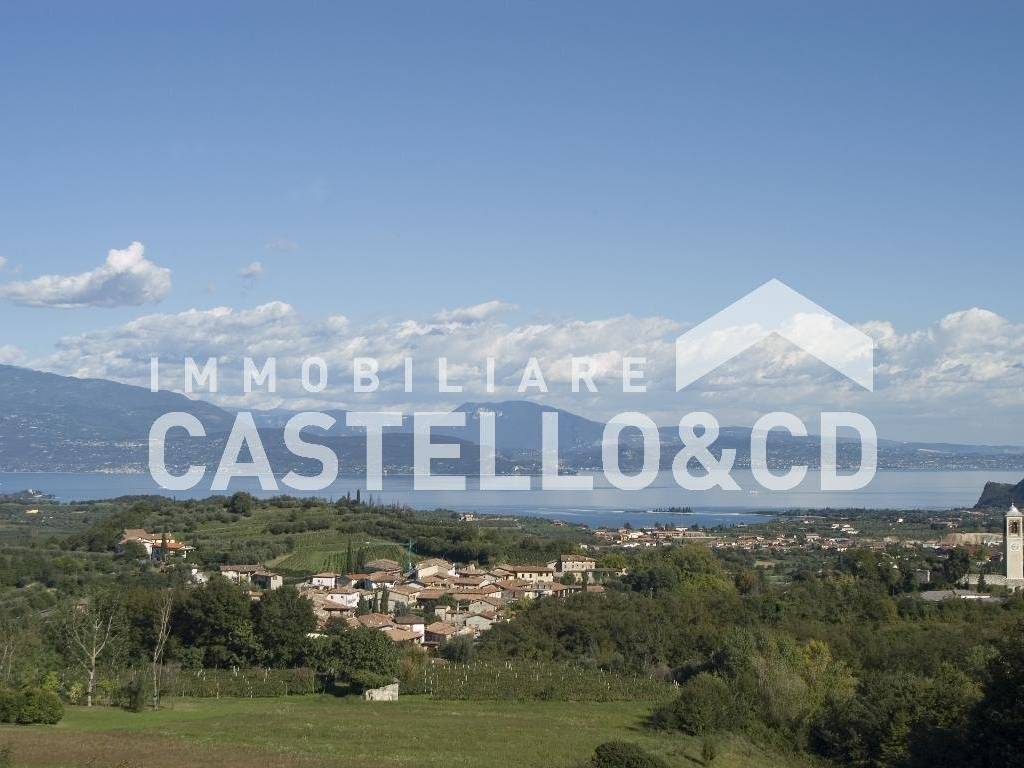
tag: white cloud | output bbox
[239,261,264,280]
[264,238,299,253]
[26,300,1024,443]
[0,242,170,308]
[0,345,24,365]
[0,257,7,270]
[434,300,517,324]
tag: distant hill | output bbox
[1,363,1023,474]
[0,364,235,471]
[440,401,605,456]
[974,479,1024,509]
[250,400,605,456]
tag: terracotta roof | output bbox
[357,613,394,629]
[390,584,421,596]
[416,558,452,569]
[382,627,419,643]
[425,622,458,636]
[416,589,447,600]
[393,615,425,625]
[365,559,401,571]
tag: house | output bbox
[503,565,555,583]
[464,613,495,634]
[365,558,402,572]
[120,529,194,561]
[364,571,400,590]
[326,587,360,610]
[392,614,426,640]
[414,558,455,581]
[219,565,263,584]
[451,576,488,590]
[415,588,449,608]
[387,584,422,611]
[424,621,459,646]
[418,575,453,588]
[321,602,351,619]
[466,598,504,615]
[250,570,283,591]
[311,572,341,589]
[548,554,597,574]
[220,565,281,590]
[357,613,395,630]
[549,582,581,598]
[382,627,419,645]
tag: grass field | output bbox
[0,696,811,768]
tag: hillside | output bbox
[2,362,1023,473]
[974,478,1024,509]
[0,364,234,471]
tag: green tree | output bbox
[172,576,258,668]
[252,587,316,667]
[309,626,398,689]
[969,623,1024,768]
[226,492,255,516]
[652,673,732,735]
[942,547,971,586]
[589,741,668,768]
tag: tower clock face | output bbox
[1012,542,1022,552]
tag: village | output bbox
[117,501,1020,655]
[118,527,613,648]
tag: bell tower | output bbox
[1006,505,1024,583]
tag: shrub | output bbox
[589,741,669,768]
[122,678,146,712]
[12,689,63,725]
[701,737,719,764]
[0,691,17,723]
[651,673,732,735]
[439,635,475,663]
[348,669,395,692]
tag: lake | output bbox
[0,469,1017,529]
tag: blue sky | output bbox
[0,2,1022,441]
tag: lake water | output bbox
[1,469,1017,529]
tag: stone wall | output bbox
[363,682,399,701]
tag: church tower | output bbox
[1006,505,1024,583]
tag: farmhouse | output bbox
[500,564,555,583]
[548,554,597,574]
[310,572,341,589]
[414,558,455,580]
[120,529,195,561]
[219,565,283,591]
[424,621,460,646]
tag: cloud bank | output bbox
[30,298,1024,442]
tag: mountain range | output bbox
[1,363,1023,474]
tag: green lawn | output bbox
[0,696,813,768]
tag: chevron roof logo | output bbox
[676,278,875,392]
